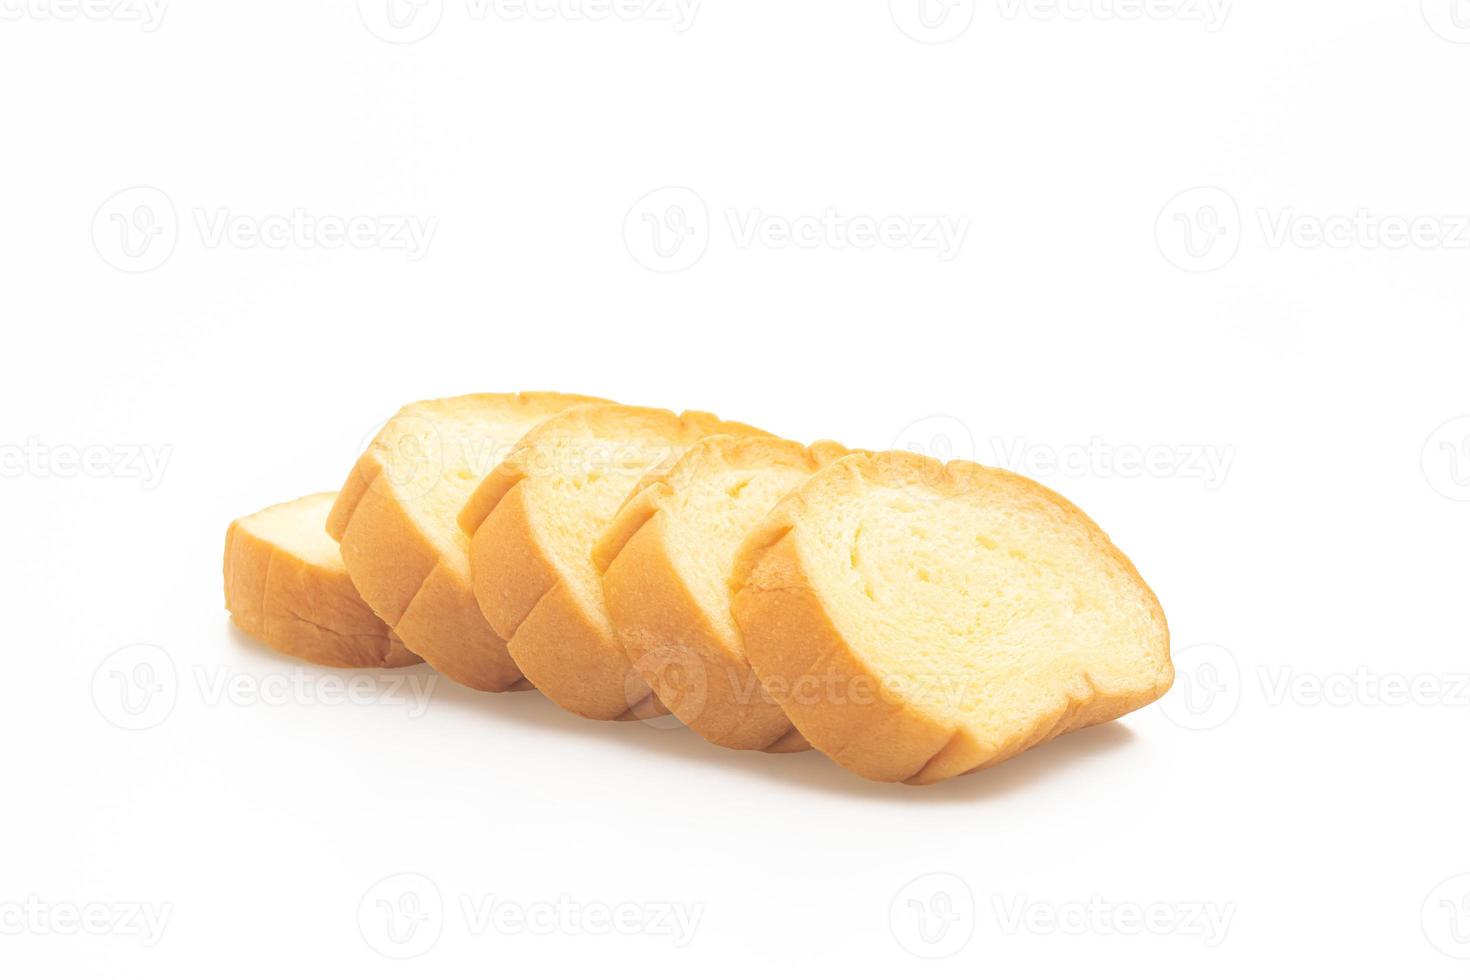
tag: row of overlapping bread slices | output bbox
[224,393,1173,785]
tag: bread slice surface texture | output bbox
[730,451,1172,784]
[327,392,607,691]
[597,436,849,751]
[459,405,770,720]
[225,493,418,669]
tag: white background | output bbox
[3,1,1468,976]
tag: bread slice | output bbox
[595,436,850,752]
[458,405,770,721]
[225,493,418,669]
[327,392,607,691]
[730,451,1172,784]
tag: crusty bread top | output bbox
[595,435,850,651]
[460,405,771,619]
[732,451,1171,736]
[327,392,607,562]
[236,492,344,570]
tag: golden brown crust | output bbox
[326,392,604,692]
[328,433,526,691]
[730,451,1173,785]
[732,524,954,779]
[224,494,419,669]
[591,478,669,577]
[601,494,796,748]
[598,437,850,752]
[461,406,769,721]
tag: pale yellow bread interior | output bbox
[225,493,418,669]
[595,436,850,752]
[730,451,1172,784]
[326,392,607,692]
[458,405,770,721]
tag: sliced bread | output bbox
[730,451,1172,784]
[327,392,607,691]
[595,435,850,752]
[225,493,418,669]
[458,405,770,720]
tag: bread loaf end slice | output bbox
[225,493,418,669]
[731,451,1172,784]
